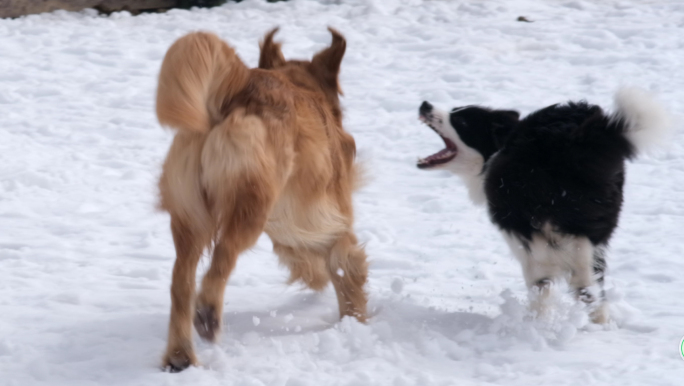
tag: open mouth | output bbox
[417,115,458,169]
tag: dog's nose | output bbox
[419,101,433,116]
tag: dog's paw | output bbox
[535,278,552,289]
[162,348,197,373]
[589,302,610,324]
[577,287,596,304]
[194,305,220,342]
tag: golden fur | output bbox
[156,28,368,372]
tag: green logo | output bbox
[681,337,684,361]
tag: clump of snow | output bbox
[391,278,404,294]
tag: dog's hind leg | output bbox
[565,237,609,323]
[566,238,596,300]
[159,133,214,372]
[592,246,607,296]
[193,236,238,342]
[327,232,369,322]
[163,216,210,372]
[193,113,282,342]
[587,245,609,324]
[194,214,269,341]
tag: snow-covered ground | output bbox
[1,0,683,385]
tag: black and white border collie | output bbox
[417,89,670,323]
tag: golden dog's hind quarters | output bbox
[155,27,368,372]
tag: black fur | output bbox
[447,101,640,296]
[448,102,634,245]
[448,107,519,161]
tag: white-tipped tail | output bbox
[611,88,672,154]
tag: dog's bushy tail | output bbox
[156,32,249,133]
[610,88,672,156]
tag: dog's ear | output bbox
[311,27,346,95]
[259,28,286,69]
[491,110,519,148]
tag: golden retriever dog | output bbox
[155,28,368,372]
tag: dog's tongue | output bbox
[417,147,457,168]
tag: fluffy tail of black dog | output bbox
[609,88,671,157]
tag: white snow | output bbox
[1,0,683,385]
